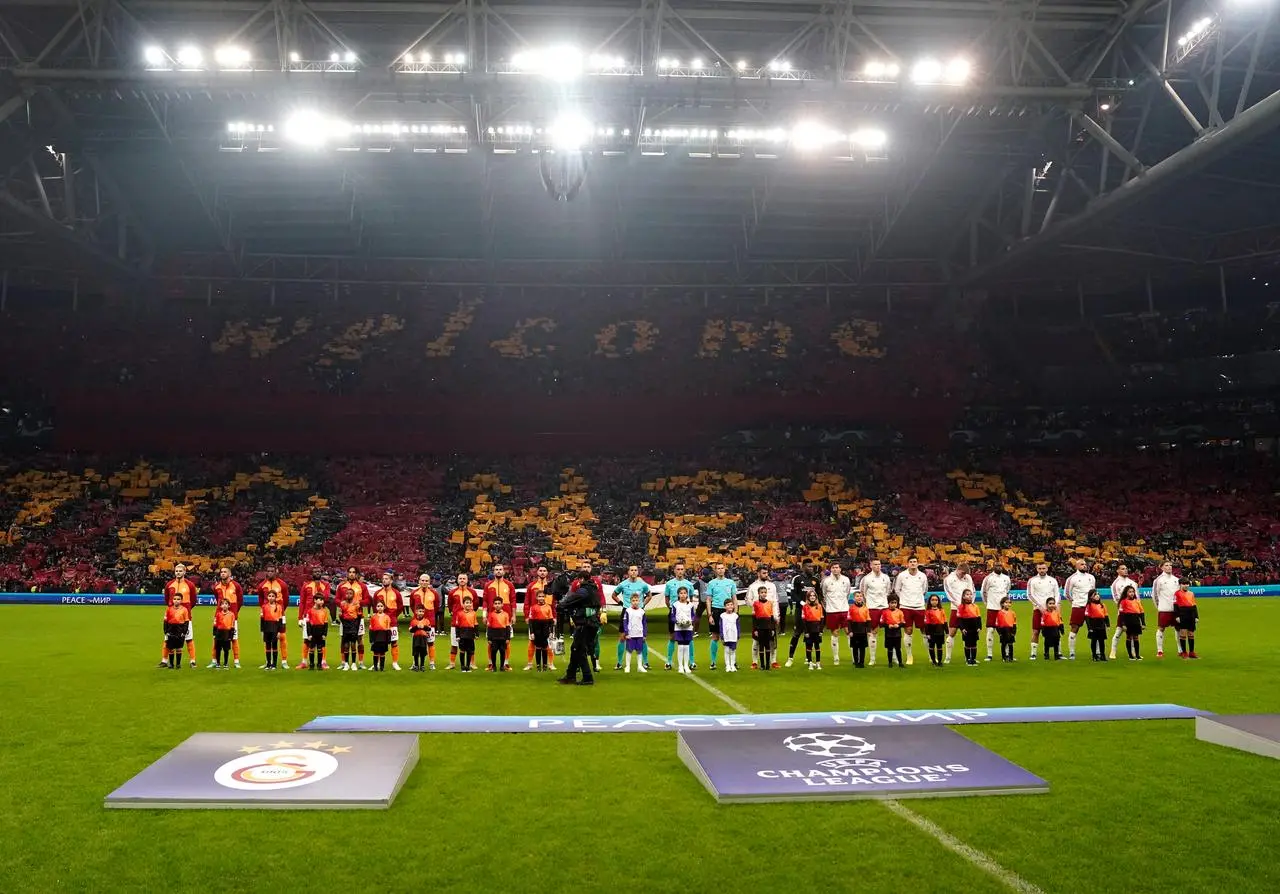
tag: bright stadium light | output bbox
[911,57,943,84]
[790,121,839,151]
[288,51,300,62]
[548,112,592,150]
[944,57,971,85]
[736,59,748,71]
[769,59,792,72]
[214,45,251,67]
[691,57,704,70]
[343,51,357,63]
[419,51,432,63]
[175,45,203,68]
[851,128,888,150]
[329,52,340,62]
[658,57,676,69]
[283,110,340,148]
[143,46,166,67]
[515,45,585,80]
[864,60,900,80]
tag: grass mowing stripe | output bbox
[675,663,1046,894]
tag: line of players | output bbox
[159,561,577,672]
[155,555,1203,672]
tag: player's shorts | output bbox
[986,609,1000,627]
[358,617,367,637]
[450,626,459,648]
[948,609,959,628]
[865,608,884,630]
[231,619,238,641]
[902,608,926,629]
[824,610,847,631]
[710,607,725,630]
[1069,606,1088,626]
[1158,610,1176,628]
[1031,609,1044,630]
[390,626,399,644]
[184,620,194,642]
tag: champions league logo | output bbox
[783,732,883,769]
[213,742,349,791]
[764,732,970,787]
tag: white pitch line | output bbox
[672,668,1045,894]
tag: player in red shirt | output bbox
[255,562,290,669]
[376,571,406,671]
[208,566,245,669]
[522,565,553,671]
[296,568,332,671]
[447,572,480,670]
[160,562,200,668]
[483,563,518,670]
[335,567,371,669]
[410,573,441,624]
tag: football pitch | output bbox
[3,600,1279,894]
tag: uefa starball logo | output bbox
[214,742,348,791]
[763,732,972,787]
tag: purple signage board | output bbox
[105,733,419,810]
[678,726,1048,803]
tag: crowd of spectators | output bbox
[2,445,1276,594]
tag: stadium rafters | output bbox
[1,0,1280,302]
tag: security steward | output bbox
[557,565,602,686]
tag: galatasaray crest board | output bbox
[105,733,419,809]
[678,726,1048,803]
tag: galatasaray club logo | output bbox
[214,741,350,791]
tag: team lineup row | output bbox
[153,557,1204,672]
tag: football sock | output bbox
[278,637,288,662]
[616,639,626,665]
[666,639,676,664]
[1068,631,1077,657]
[710,640,720,666]
[186,641,196,661]
[868,633,877,663]
[232,640,240,661]
[830,636,839,662]
[392,644,400,665]
[1155,629,1165,653]
[641,642,649,665]
[985,627,995,657]
[1188,636,1195,654]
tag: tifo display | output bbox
[153,556,1206,677]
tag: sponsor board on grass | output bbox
[299,703,1204,734]
[105,733,418,809]
[678,725,1049,802]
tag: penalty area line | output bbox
[672,669,1045,894]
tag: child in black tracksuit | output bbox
[1084,590,1110,661]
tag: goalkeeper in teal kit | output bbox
[613,566,652,670]
[704,563,738,671]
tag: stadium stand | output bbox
[2,447,1277,594]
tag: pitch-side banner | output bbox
[298,703,1204,734]
[3,584,1279,606]
[679,726,1048,802]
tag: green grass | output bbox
[2,600,1279,893]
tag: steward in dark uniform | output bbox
[557,577,601,685]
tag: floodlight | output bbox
[691,57,704,70]
[851,128,887,150]
[1099,102,1112,112]
[329,53,340,62]
[548,112,592,151]
[283,111,338,148]
[420,51,432,63]
[343,51,356,63]
[944,58,971,85]
[790,121,837,151]
[175,45,203,68]
[289,51,300,62]
[143,46,166,66]
[769,59,791,72]
[214,45,250,67]
[864,61,899,80]
[911,58,943,84]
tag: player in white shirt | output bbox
[820,564,852,665]
[893,557,929,666]
[1024,562,1061,660]
[1150,561,1180,658]
[1108,563,1141,659]
[858,558,892,667]
[1062,558,1098,660]
[941,562,975,664]
[980,562,1012,661]
[749,566,779,669]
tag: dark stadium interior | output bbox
[2,0,1280,596]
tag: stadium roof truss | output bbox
[1,0,1280,299]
